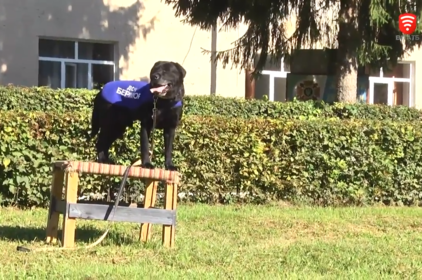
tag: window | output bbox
[254,56,291,101]
[38,38,116,89]
[368,62,415,107]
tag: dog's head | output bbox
[149,61,186,100]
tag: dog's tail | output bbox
[89,92,102,141]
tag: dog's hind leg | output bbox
[95,126,126,164]
[89,92,103,141]
[95,134,113,164]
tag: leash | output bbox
[16,159,143,253]
[148,96,159,161]
[16,97,161,253]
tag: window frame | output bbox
[260,58,290,102]
[368,61,415,107]
[38,38,116,89]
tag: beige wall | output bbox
[402,49,422,108]
[0,0,246,98]
[214,22,248,98]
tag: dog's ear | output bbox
[173,62,186,78]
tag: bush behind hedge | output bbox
[1,110,422,207]
[1,85,422,121]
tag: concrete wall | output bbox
[0,0,246,97]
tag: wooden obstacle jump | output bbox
[45,160,180,248]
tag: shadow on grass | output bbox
[0,225,132,245]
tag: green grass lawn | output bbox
[1,204,422,279]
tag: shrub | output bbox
[1,110,422,207]
[1,85,421,121]
[0,85,94,112]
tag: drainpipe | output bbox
[210,22,217,95]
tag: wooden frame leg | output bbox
[61,171,79,248]
[46,170,64,244]
[139,180,158,242]
[162,183,178,248]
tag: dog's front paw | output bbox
[164,164,178,171]
[96,152,114,164]
[141,162,155,169]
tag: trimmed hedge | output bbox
[1,110,422,207]
[1,85,422,120]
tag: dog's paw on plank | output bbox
[96,153,116,165]
[141,162,155,169]
[164,164,178,171]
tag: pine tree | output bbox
[165,0,422,103]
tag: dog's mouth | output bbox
[150,84,171,97]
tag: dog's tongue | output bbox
[150,85,168,93]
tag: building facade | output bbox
[0,0,247,98]
[254,7,422,108]
[0,0,421,108]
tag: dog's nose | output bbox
[152,74,160,80]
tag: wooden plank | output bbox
[52,160,180,184]
[45,170,64,244]
[68,203,176,225]
[61,171,79,248]
[162,183,178,248]
[140,180,158,242]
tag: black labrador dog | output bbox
[89,61,186,171]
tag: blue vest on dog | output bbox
[101,81,153,109]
